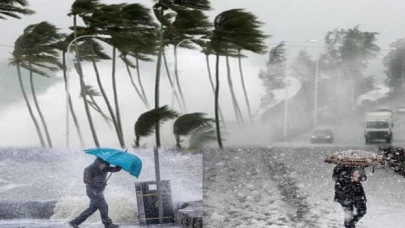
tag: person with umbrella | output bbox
[69,148,143,228]
[332,165,367,228]
[69,157,122,228]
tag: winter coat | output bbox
[83,158,122,193]
[332,165,367,203]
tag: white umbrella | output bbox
[325,149,385,166]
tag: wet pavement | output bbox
[0,220,180,228]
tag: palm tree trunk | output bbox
[16,63,46,147]
[88,95,113,129]
[29,62,53,148]
[174,46,187,112]
[206,54,227,131]
[214,54,223,149]
[175,134,181,149]
[155,22,164,148]
[162,48,183,112]
[238,51,253,125]
[135,55,149,107]
[63,52,85,148]
[112,47,125,148]
[225,55,245,127]
[124,57,149,109]
[74,15,100,147]
[88,40,122,147]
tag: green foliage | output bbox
[384,38,405,92]
[174,112,213,136]
[0,0,35,20]
[134,106,179,147]
[12,21,63,77]
[291,49,316,83]
[210,9,268,55]
[258,42,287,109]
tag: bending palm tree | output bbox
[210,9,268,148]
[13,22,64,148]
[133,105,178,148]
[152,0,211,147]
[0,0,34,20]
[173,112,214,149]
[69,0,101,147]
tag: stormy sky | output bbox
[1,0,405,147]
[1,0,405,61]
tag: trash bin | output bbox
[135,180,175,225]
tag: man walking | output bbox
[69,158,122,228]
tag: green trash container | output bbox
[135,180,175,225]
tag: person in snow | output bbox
[69,157,122,228]
[332,165,367,228]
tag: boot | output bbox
[68,221,80,228]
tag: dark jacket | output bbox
[332,165,367,203]
[83,158,121,192]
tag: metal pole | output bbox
[314,57,319,126]
[153,146,164,224]
[65,34,110,147]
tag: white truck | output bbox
[364,111,393,144]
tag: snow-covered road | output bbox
[204,147,405,228]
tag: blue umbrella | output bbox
[84,147,142,178]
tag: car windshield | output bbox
[367,121,389,128]
[313,130,332,135]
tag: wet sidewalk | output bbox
[0,220,180,228]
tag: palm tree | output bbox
[83,3,159,148]
[12,22,65,148]
[173,112,214,149]
[8,61,45,147]
[80,85,113,129]
[164,9,212,113]
[133,105,178,148]
[152,0,211,148]
[69,0,101,147]
[0,0,35,20]
[210,9,268,148]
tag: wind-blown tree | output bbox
[173,112,214,149]
[234,15,267,125]
[321,26,380,110]
[152,0,211,148]
[258,42,287,110]
[164,9,212,113]
[210,9,268,148]
[68,0,101,147]
[133,105,178,148]
[0,0,35,20]
[384,38,405,94]
[81,3,158,148]
[11,21,64,148]
[56,36,86,148]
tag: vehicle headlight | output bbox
[311,136,315,138]
[326,136,331,138]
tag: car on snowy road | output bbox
[310,128,334,144]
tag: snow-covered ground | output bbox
[204,147,405,228]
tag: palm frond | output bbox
[0,0,35,20]
[188,125,217,149]
[173,112,214,136]
[135,105,179,138]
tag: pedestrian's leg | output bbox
[70,195,98,225]
[93,192,112,226]
[352,200,367,224]
[340,201,354,228]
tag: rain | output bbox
[1,0,405,228]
